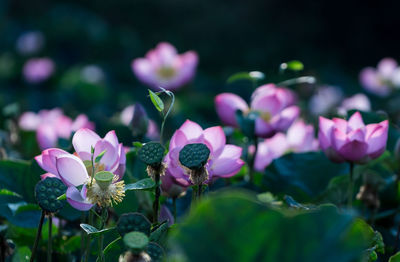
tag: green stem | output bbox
[80,213,86,257]
[84,210,94,262]
[192,186,198,203]
[153,173,161,224]
[347,162,355,208]
[98,208,106,262]
[156,88,175,146]
[160,117,166,145]
[248,136,258,183]
[197,184,202,199]
[30,210,46,262]
[47,215,52,262]
[90,151,95,185]
[172,197,177,223]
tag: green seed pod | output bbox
[138,142,165,166]
[35,177,67,213]
[117,212,151,236]
[179,143,210,170]
[123,231,149,254]
[146,242,164,262]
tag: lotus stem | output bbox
[30,210,45,262]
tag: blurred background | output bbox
[1,0,400,139]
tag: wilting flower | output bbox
[337,93,371,115]
[132,42,198,91]
[309,86,343,116]
[121,104,159,139]
[35,129,126,210]
[254,120,318,171]
[23,57,55,83]
[215,84,299,138]
[164,120,244,187]
[19,108,94,150]
[16,31,45,55]
[319,111,388,163]
[360,58,400,97]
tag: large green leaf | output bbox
[12,246,31,262]
[0,203,41,228]
[0,159,41,203]
[390,252,400,262]
[263,152,348,201]
[169,191,372,262]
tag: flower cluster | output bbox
[254,120,319,171]
[360,57,400,97]
[215,84,299,138]
[19,108,94,150]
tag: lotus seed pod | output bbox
[146,242,164,262]
[138,142,165,166]
[35,177,67,213]
[117,212,152,236]
[123,231,149,254]
[179,143,210,170]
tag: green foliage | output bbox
[80,224,116,236]
[263,152,348,201]
[125,178,156,191]
[12,246,31,262]
[280,60,304,72]
[227,71,265,84]
[0,159,41,203]
[149,89,164,112]
[169,191,372,262]
[149,221,169,243]
[390,252,400,262]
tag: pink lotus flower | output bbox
[23,57,55,83]
[132,42,198,91]
[319,112,388,163]
[19,108,94,150]
[72,128,126,180]
[164,120,245,187]
[215,84,300,138]
[337,93,371,115]
[254,120,319,171]
[35,128,126,211]
[360,58,400,97]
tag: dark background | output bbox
[1,0,399,130]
